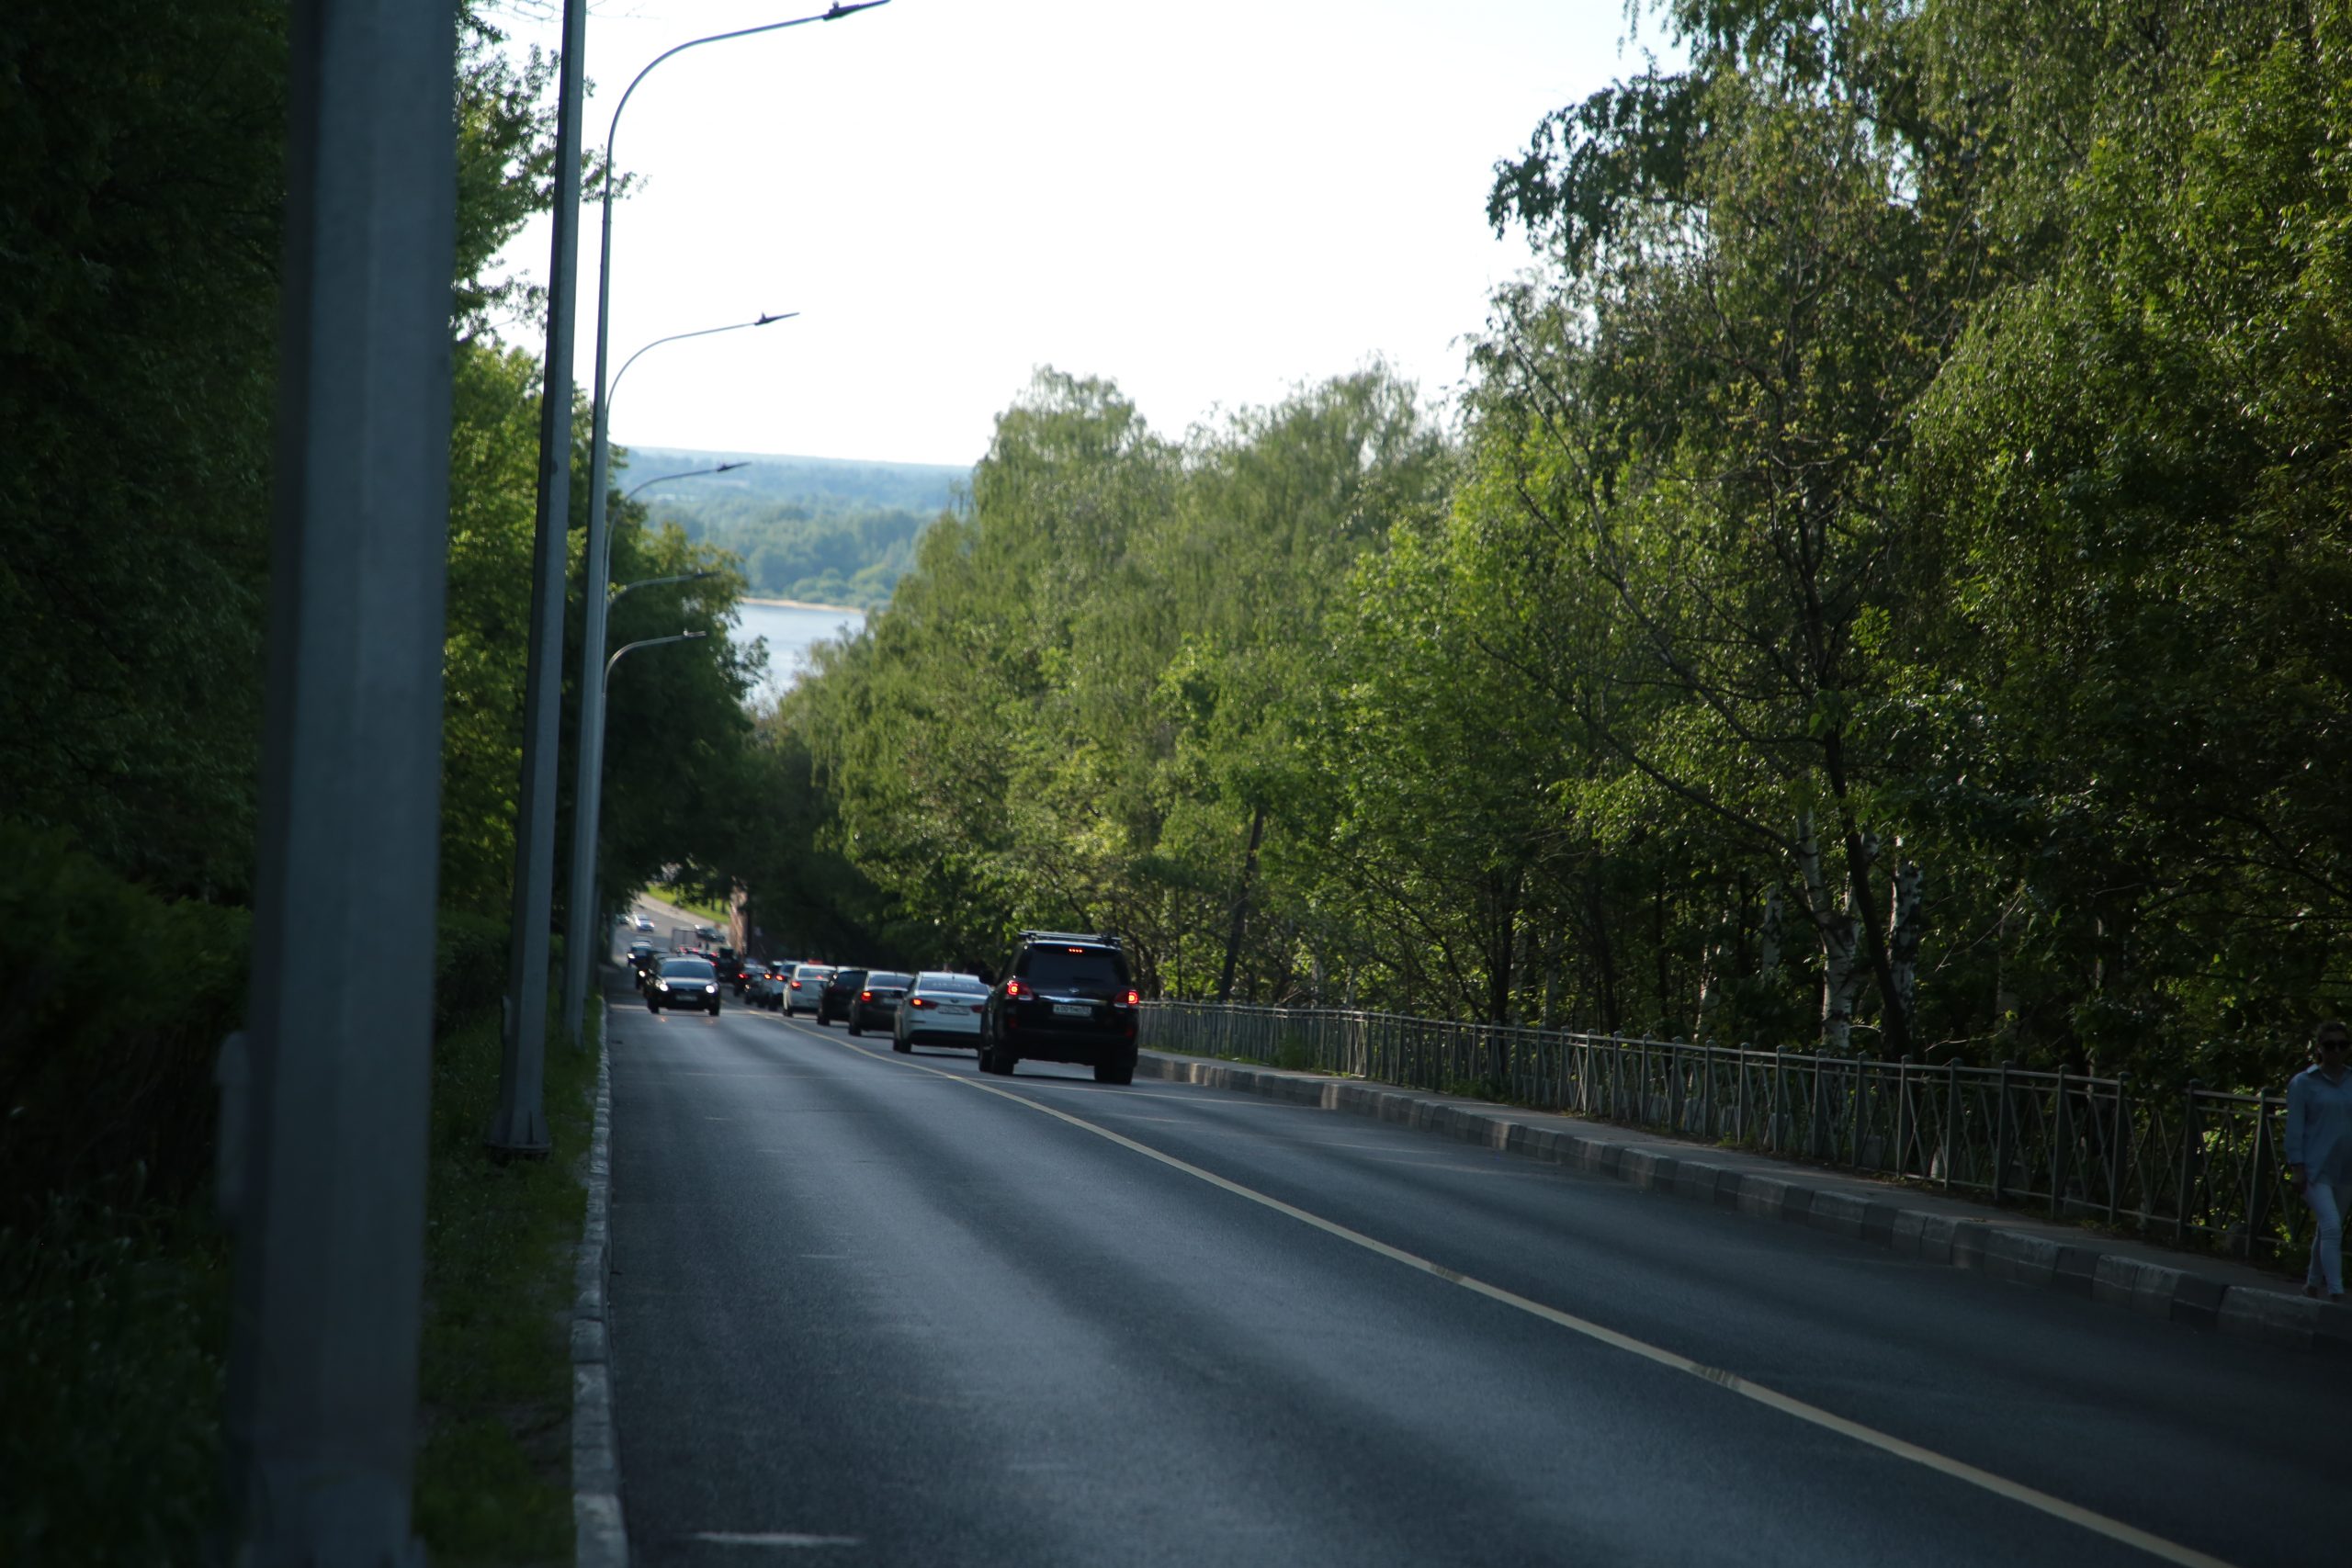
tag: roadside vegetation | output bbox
[2,0,741,1557]
[742,0,2352,1098]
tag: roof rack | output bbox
[1018,929,1121,949]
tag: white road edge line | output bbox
[811,1030,2236,1568]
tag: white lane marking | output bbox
[823,1034,2238,1568]
[688,1531,863,1548]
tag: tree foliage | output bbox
[768,1,2351,1093]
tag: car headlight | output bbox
[656,980,670,990]
[704,984,717,994]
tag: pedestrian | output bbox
[2287,1020,2352,1301]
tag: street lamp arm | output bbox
[609,315,797,408]
[623,462,748,503]
[606,629,710,683]
[605,3,891,190]
[608,570,717,607]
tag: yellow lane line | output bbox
[816,1032,2234,1568]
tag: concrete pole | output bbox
[218,0,457,1555]
[559,156,622,1047]
[488,0,590,1153]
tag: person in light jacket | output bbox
[2287,1020,2352,1300]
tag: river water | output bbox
[730,599,865,705]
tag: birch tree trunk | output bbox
[1886,854,1925,1043]
[1797,816,1868,1054]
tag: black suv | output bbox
[816,966,867,1025]
[978,932,1138,1083]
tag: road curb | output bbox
[574,998,627,1568]
[1136,1052,2352,1354]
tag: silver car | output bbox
[893,971,989,1054]
[786,963,835,1017]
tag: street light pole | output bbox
[486,0,594,1157]
[220,0,456,1553]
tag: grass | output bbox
[0,1183,230,1566]
[0,994,597,1566]
[652,886,732,928]
[412,991,597,1566]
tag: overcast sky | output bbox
[486,1,1657,468]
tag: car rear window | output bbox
[794,965,834,981]
[1019,947,1129,987]
[832,968,867,986]
[661,959,715,979]
[866,972,912,987]
[919,973,989,994]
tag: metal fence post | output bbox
[2109,1072,2129,1225]
[1942,1057,1960,1190]
[2051,1071,2073,1218]
[1808,1050,1826,1158]
[1849,1054,1870,1168]
[1771,1046,1787,1154]
[2245,1100,2273,1261]
[2176,1080,2202,1244]
[1991,1060,2014,1204]
[1702,1043,1716,1140]
[1894,1055,1912,1179]
[1734,1043,1750,1145]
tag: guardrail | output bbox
[1138,1002,2299,1268]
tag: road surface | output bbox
[603,988,2335,1567]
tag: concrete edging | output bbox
[573,1000,627,1568]
[1136,1052,2352,1355]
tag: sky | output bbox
[486,1,1658,468]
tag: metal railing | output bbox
[1138,1002,2299,1268]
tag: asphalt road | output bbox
[605,988,2342,1568]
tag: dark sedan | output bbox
[845,971,913,1036]
[646,956,721,1016]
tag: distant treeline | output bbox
[616,448,967,610]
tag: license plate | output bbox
[938,1004,967,1014]
[1052,1002,1091,1018]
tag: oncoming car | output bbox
[893,972,989,1054]
[646,955,722,1016]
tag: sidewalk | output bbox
[1136,1049,2352,1355]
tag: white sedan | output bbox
[893,971,989,1054]
[634,914,654,931]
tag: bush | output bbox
[0,819,250,1215]
[0,818,575,1564]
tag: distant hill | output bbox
[613,446,970,611]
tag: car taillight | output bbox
[1004,978,1027,1000]
[860,989,873,1001]
[1122,987,1140,1006]
[909,997,929,1008]
[790,980,801,989]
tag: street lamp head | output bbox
[823,0,893,19]
[715,462,750,474]
[753,311,800,328]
